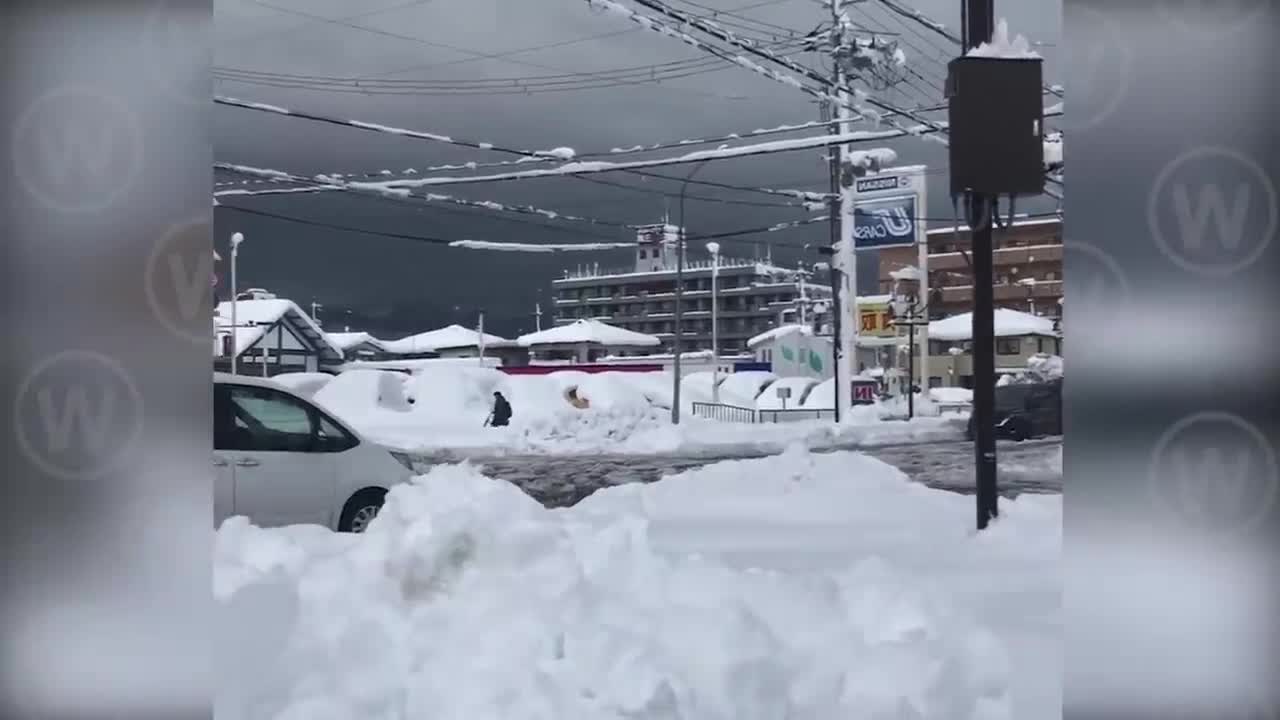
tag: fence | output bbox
[691,403,842,424]
[756,408,836,423]
[690,401,757,424]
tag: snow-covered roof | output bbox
[928,309,1058,342]
[325,331,386,351]
[381,324,510,354]
[214,299,344,358]
[518,319,660,348]
[747,324,812,349]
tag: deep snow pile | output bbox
[215,448,1061,720]
[271,372,334,398]
[311,367,966,458]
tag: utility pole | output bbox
[477,310,487,366]
[831,0,859,418]
[821,98,842,423]
[962,0,999,530]
[534,301,543,332]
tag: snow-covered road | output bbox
[412,437,1063,508]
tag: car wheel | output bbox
[338,488,387,533]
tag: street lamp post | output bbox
[672,160,710,424]
[229,232,244,375]
[706,241,721,404]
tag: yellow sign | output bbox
[856,301,895,338]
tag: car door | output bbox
[220,383,340,528]
[1025,384,1058,437]
[212,384,237,528]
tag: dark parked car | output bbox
[966,378,1062,441]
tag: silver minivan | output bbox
[213,372,414,532]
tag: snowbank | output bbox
[930,387,973,404]
[215,449,1061,719]
[313,369,413,415]
[929,309,1056,342]
[716,370,776,405]
[756,376,819,410]
[312,367,965,458]
[272,372,334,398]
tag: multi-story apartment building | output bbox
[878,216,1063,319]
[551,224,827,355]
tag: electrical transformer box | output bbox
[946,56,1045,196]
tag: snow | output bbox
[716,370,777,404]
[313,369,414,415]
[746,323,812,349]
[359,138,897,191]
[324,331,383,352]
[382,325,509,354]
[966,19,1041,60]
[1043,135,1063,167]
[928,309,1057,342]
[518,319,661,348]
[214,299,343,357]
[537,146,577,160]
[271,372,335,398]
[215,449,1061,719]
[450,240,634,253]
[309,366,964,458]
[755,376,820,409]
[929,386,974,405]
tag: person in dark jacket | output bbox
[488,391,512,427]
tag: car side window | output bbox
[313,410,359,453]
[224,385,317,452]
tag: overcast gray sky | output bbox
[212,0,1060,337]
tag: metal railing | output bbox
[691,401,758,424]
[757,408,836,423]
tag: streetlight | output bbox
[229,232,244,375]
[706,241,721,404]
[672,159,710,424]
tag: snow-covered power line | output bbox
[875,0,960,44]
[214,118,850,188]
[214,95,570,158]
[360,136,899,191]
[590,0,950,141]
[584,0,886,126]
[213,162,636,229]
[216,94,842,202]
[448,240,636,253]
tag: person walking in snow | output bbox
[486,391,512,428]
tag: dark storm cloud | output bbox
[212,0,1060,337]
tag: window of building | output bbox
[638,248,647,259]
[997,338,1022,355]
[928,376,943,389]
[1044,271,1058,281]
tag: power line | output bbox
[214,161,636,235]
[213,37,813,97]
[214,116,848,192]
[214,94,839,200]
[585,0,950,144]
